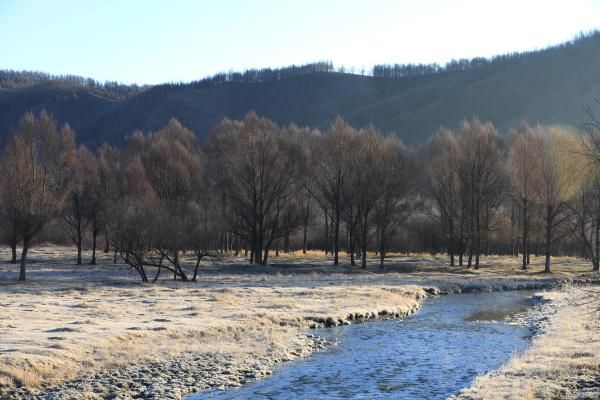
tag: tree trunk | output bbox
[76,231,83,265]
[474,203,481,270]
[458,214,464,266]
[379,225,386,269]
[522,204,528,271]
[19,238,30,282]
[334,207,340,265]
[361,244,367,268]
[544,204,553,273]
[135,256,149,283]
[254,213,264,265]
[349,222,356,266]
[103,234,110,253]
[302,223,308,254]
[192,255,203,281]
[10,239,17,264]
[467,240,473,268]
[324,208,329,256]
[592,214,600,272]
[474,233,480,270]
[448,219,455,267]
[90,229,97,265]
[152,257,163,283]
[361,217,368,269]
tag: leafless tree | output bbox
[508,123,543,270]
[456,119,506,269]
[310,118,356,265]
[352,126,389,269]
[0,174,21,263]
[573,172,600,271]
[427,130,462,266]
[530,127,583,273]
[374,135,418,268]
[64,146,100,265]
[205,113,304,265]
[0,111,76,281]
[96,144,121,260]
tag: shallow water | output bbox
[191,290,536,400]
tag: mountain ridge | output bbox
[1,32,600,147]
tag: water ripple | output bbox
[192,291,535,400]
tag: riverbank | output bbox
[0,246,598,399]
[452,286,600,399]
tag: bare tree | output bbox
[573,171,600,271]
[121,119,205,280]
[0,175,21,263]
[310,118,356,265]
[456,119,506,269]
[508,123,543,270]
[0,111,76,281]
[64,146,100,265]
[285,124,314,255]
[96,144,121,261]
[352,126,388,269]
[205,113,303,265]
[427,130,462,266]
[531,126,583,273]
[374,135,418,268]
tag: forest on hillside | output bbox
[2,31,600,148]
[3,108,600,282]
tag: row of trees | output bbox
[0,70,147,99]
[204,115,417,269]
[426,121,591,272]
[180,62,336,90]
[3,110,600,282]
[373,32,600,79]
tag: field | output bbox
[0,246,597,399]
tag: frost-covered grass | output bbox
[0,246,425,394]
[0,246,595,396]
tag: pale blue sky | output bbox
[1,0,600,84]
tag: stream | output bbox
[191,290,538,399]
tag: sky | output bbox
[1,0,600,85]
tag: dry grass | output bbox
[0,246,596,395]
[452,287,600,399]
[0,246,426,393]
[238,249,596,278]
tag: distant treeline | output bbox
[4,30,598,96]
[372,30,600,79]
[184,61,336,89]
[0,70,149,99]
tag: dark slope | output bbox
[356,35,600,140]
[0,82,119,143]
[86,72,440,146]
[2,33,600,146]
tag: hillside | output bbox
[2,33,600,146]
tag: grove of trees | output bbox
[3,109,600,282]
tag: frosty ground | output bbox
[0,246,597,399]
